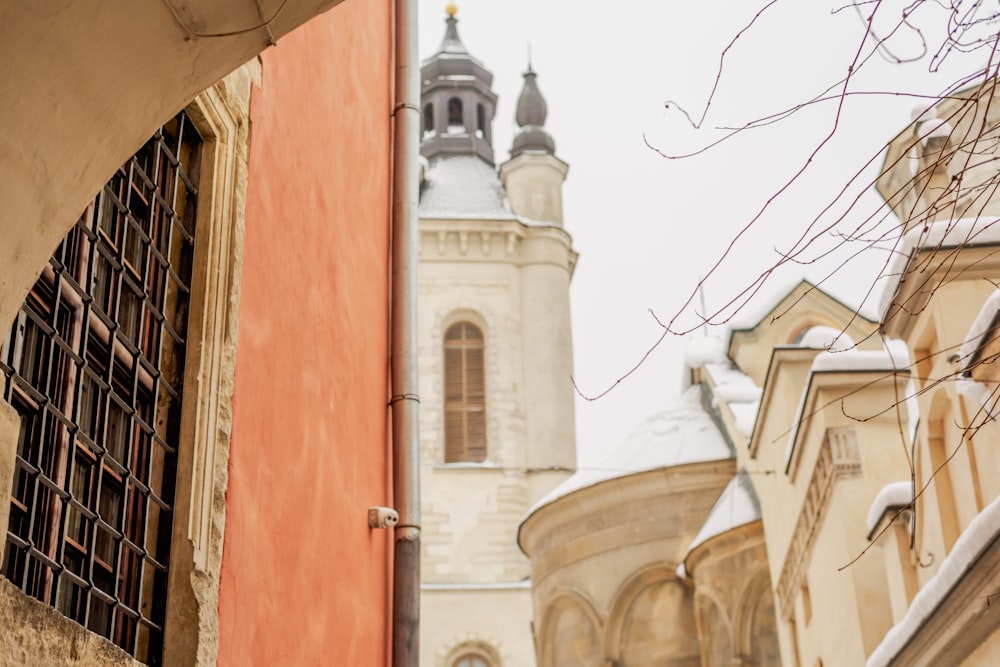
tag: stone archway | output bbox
[0,0,343,333]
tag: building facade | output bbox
[521,80,1000,667]
[417,9,578,667]
[0,2,411,665]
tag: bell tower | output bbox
[417,7,578,666]
[420,3,498,165]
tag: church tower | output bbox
[417,7,578,666]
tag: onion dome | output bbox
[511,65,556,157]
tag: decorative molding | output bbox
[776,427,862,619]
[436,634,506,667]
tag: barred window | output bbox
[1,110,202,664]
[443,322,486,463]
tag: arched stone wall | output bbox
[605,567,700,667]
[734,569,781,666]
[539,591,603,667]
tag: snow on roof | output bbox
[685,471,762,556]
[726,278,876,333]
[797,325,855,351]
[706,362,762,403]
[684,336,727,368]
[958,288,1000,365]
[866,481,913,534]
[419,155,516,220]
[866,492,1000,666]
[681,335,728,391]
[809,339,909,373]
[702,361,761,438]
[524,385,733,518]
[785,339,911,468]
[953,289,1000,413]
[879,216,1000,319]
[729,402,760,438]
[956,377,995,412]
[727,277,810,331]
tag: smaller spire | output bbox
[438,4,467,55]
[511,63,555,156]
[515,67,547,128]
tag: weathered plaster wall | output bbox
[0,579,140,667]
[0,0,343,339]
[218,3,392,665]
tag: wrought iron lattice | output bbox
[1,111,202,664]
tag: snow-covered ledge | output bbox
[880,217,1000,320]
[784,339,910,475]
[959,288,1000,367]
[866,481,913,538]
[866,493,1000,666]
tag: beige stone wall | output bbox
[521,461,734,666]
[0,579,141,667]
[686,524,780,666]
[421,586,535,667]
[418,208,578,665]
[877,79,1000,231]
[499,154,569,226]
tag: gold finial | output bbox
[445,2,457,17]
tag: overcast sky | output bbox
[416,0,987,464]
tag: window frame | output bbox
[442,321,487,464]
[1,110,204,662]
[0,63,256,667]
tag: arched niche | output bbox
[539,592,603,667]
[734,570,781,666]
[605,566,700,667]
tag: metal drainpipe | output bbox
[390,0,421,666]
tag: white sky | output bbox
[417,0,989,464]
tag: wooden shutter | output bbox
[443,322,486,462]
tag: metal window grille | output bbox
[0,110,202,665]
[443,322,486,463]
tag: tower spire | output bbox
[511,62,555,157]
[420,4,498,164]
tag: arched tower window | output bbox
[447,97,464,133]
[453,655,489,667]
[423,102,435,138]
[476,103,485,139]
[443,322,486,463]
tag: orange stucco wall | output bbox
[219,2,392,665]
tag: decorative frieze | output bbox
[776,427,862,619]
